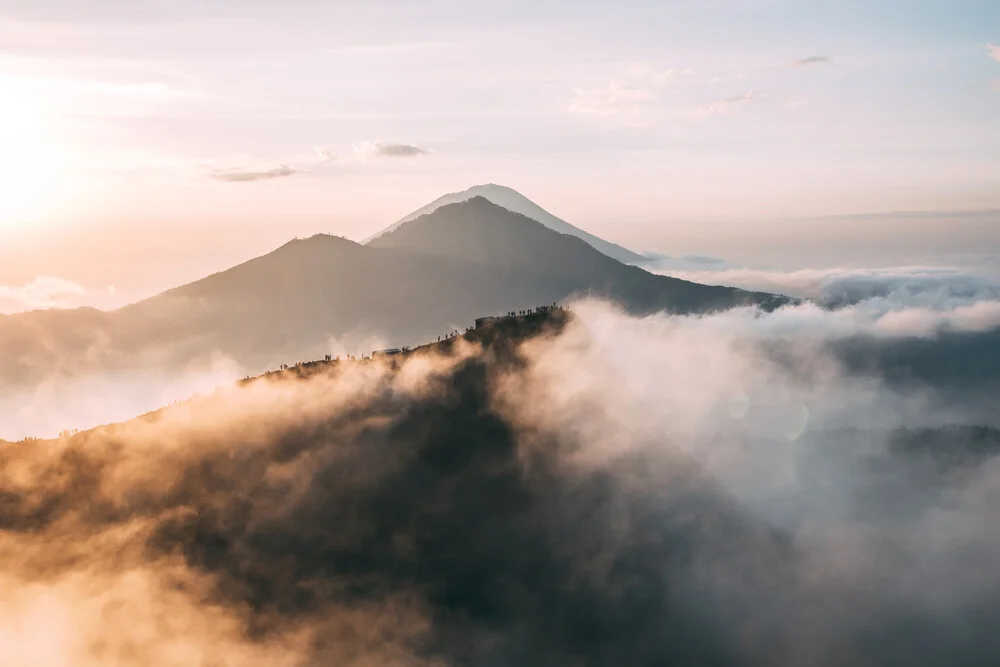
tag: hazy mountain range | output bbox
[0,192,784,389]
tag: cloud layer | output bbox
[1,301,999,665]
[5,260,1000,441]
[657,263,1000,309]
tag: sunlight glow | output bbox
[0,80,69,228]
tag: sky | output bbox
[1,0,998,309]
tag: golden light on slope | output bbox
[0,82,69,229]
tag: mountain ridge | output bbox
[0,197,787,394]
[364,183,648,264]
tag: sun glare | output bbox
[0,82,68,229]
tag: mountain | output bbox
[364,183,649,264]
[0,312,792,665]
[5,311,998,664]
[0,197,786,391]
[366,196,784,315]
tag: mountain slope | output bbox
[124,199,782,367]
[5,315,999,664]
[365,183,648,264]
[0,315,792,665]
[368,196,785,314]
[0,199,786,392]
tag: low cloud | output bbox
[0,277,119,314]
[0,358,245,442]
[655,264,1000,310]
[713,298,1000,340]
[352,142,429,159]
[794,56,833,67]
[210,164,296,183]
[986,44,1000,62]
[4,302,1000,665]
[506,299,1000,469]
[2,297,1000,664]
[641,252,728,269]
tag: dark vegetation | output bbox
[244,303,570,384]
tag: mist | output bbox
[2,300,999,665]
[658,262,1000,309]
[6,278,999,442]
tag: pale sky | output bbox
[1,0,998,309]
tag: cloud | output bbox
[644,252,727,266]
[208,140,429,182]
[352,141,428,159]
[680,254,727,265]
[986,44,1000,62]
[871,300,1000,338]
[689,90,763,117]
[502,301,1000,657]
[210,164,297,182]
[654,264,1000,310]
[0,358,245,442]
[3,298,1000,664]
[503,299,989,464]
[794,56,833,67]
[312,146,334,162]
[0,276,118,314]
[0,343,490,664]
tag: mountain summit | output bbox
[363,184,648,264]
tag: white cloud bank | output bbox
[658,264,1000,310]
[499,298,1000,638]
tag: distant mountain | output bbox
[0,197,785,390]
[366,197,784,315]
[365,183,648,264]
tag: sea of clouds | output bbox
[1,294,999,665]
